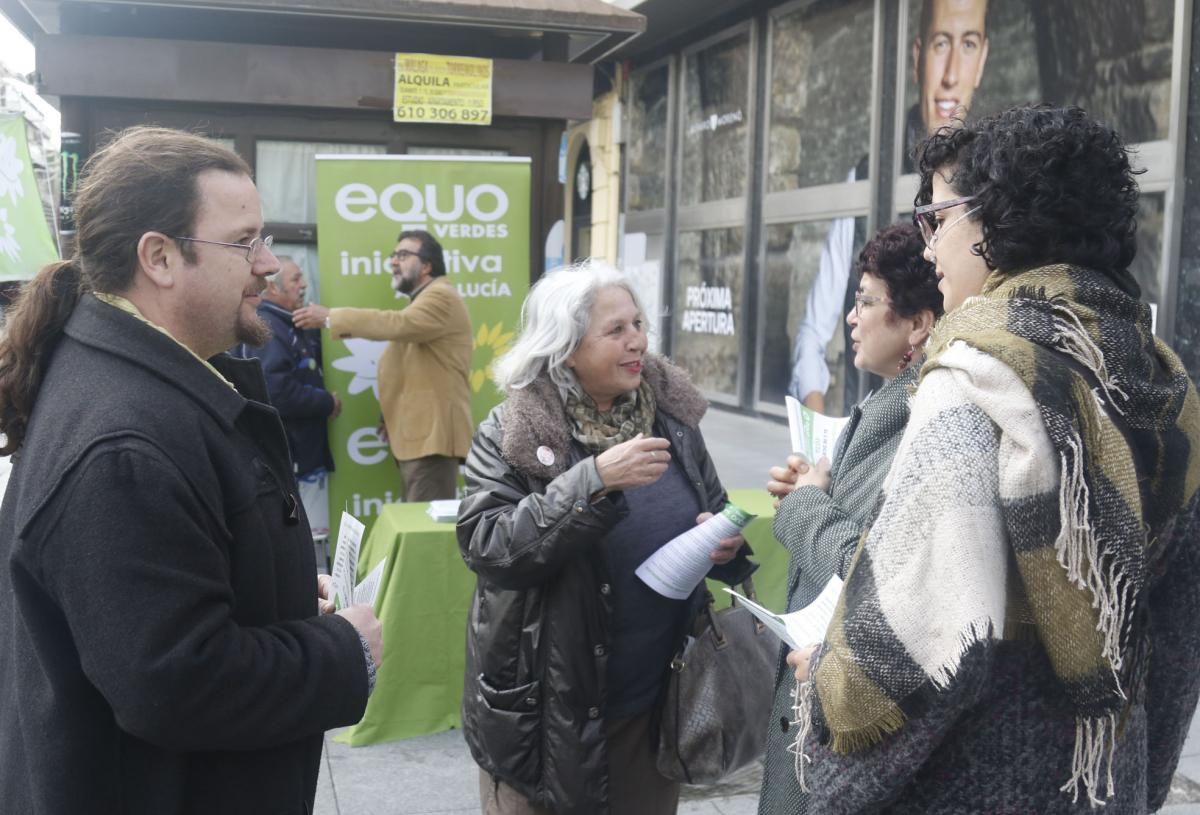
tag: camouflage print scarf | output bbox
[564,382,657,452]
[802,264,1200,807]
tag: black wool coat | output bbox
[0,295,368,815]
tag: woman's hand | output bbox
[595,433,671,492]
[767,454,810,508]
[695,511,745,564]
[795,456,832,494]
[786,643,820,683]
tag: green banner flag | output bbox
[0,116,58,280]
[315,155,531,534]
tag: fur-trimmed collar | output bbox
[500,354,707,481]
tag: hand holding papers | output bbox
[329,511,387,610]
[636,503,754,600]
[724,574,844,650]
[785,396,851,463]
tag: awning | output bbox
[7,0,645,62]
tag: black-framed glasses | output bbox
[913,195,976,249]
[854,292,891,318]
[390,249,426,262]
[170,234,274,264]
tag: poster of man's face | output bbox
[902,0,1177,302]
[912,0,990,136]
[904,0,1175,149]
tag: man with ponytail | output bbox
[0,127,381,814]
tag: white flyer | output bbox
[330,511,365,610]
[353,557,387,608]
[426,499,461,522]
[635,503,755,600]
[785,396,851,463]
[724,574,844,650]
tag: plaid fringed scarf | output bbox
[797,264,1200,807]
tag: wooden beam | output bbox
[36,34,594,120]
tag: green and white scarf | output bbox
[799,264,1200,806]
[564,382,656,452]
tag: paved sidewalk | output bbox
[314,406,1200,814]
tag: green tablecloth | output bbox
[336,487,785,747]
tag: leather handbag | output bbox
[656,577,778,785]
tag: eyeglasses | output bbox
[170,234,274,264]
[854,292,891,318]
[913,195,978,250]
[390,249,426,261]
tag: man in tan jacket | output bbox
[295,230,472,500]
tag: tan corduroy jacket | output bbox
[329,276,473,462]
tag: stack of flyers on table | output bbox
[725,574,844,650]
[784,396,852,463]
[635,502,755,600]
[426,499,461,522]
[329,511,387,610]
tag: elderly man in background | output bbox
[240,255,340,549]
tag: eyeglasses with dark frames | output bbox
[169,234,274,264]
[913,195,977,249]
[390,249,426,261]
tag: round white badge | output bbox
[536,446,556,466]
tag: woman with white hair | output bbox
[457,261,756,814]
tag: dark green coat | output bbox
[758,366,918,815]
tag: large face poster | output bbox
[315,156,530,533]
[901,0,1175,300]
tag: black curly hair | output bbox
[915,105,1142,282]
[858,222,944,321]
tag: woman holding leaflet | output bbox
[759,223,942,815]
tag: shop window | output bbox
[1133,192,1165,311]
[407,146,509,156]
[759,217,867,417]
[767,0,875,192]
[672,227,744,398]
[256,140,386,224]
[680,32,752,206]
[627,62,670,213]
[270,242,321,304]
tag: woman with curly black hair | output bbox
[785,105,1200,813]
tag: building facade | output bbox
[612,0,1194,417]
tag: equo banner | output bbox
[315,155,530,533]
[0,116,58,280]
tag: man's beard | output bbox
[392,273,416,295]
[236,311,272,347]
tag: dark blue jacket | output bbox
[240,300,335,477]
